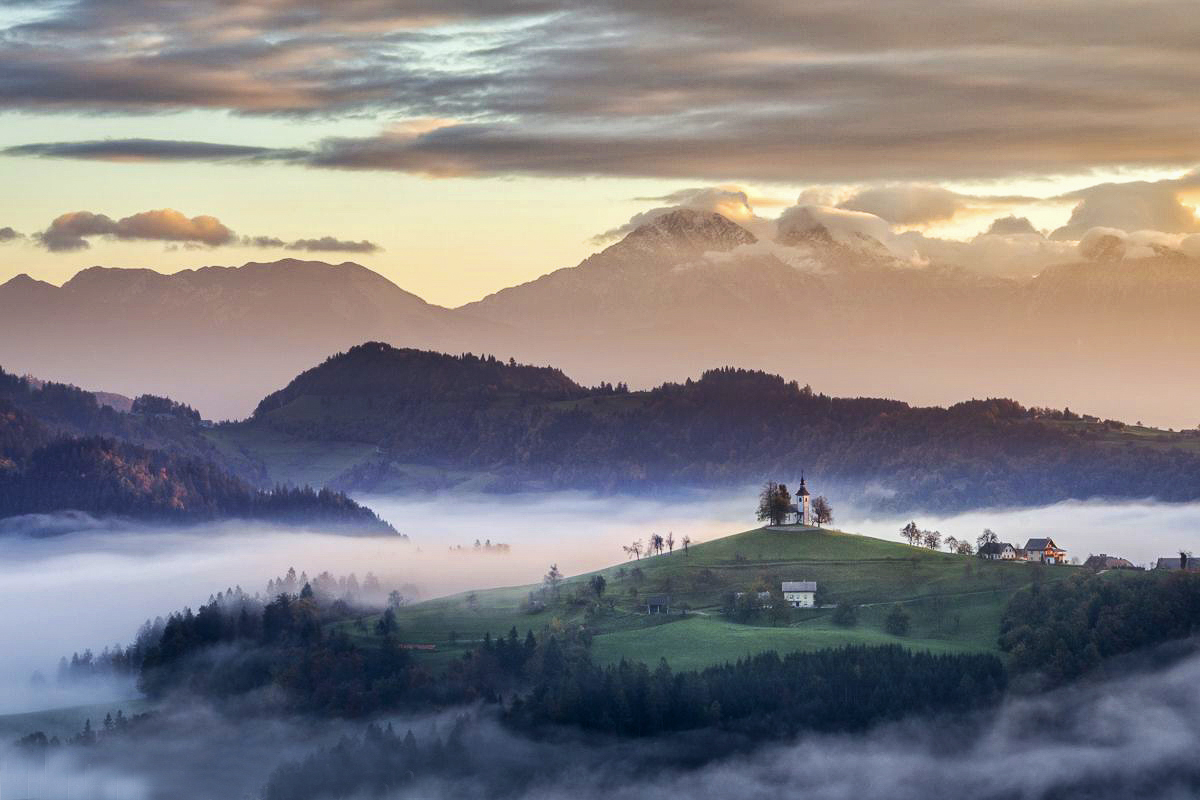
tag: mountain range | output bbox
[4,209,1200,426]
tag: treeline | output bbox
[1000,571,1200,685]
[243,344,1200,510]
[0,434,393,531]
[508,645,1005,737]
[264,721,473,800]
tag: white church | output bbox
[791,475,812,526]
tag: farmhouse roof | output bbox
[1025,538,1056,551]
[782,581,817,592]
[1155,557,1199,571]
[978,542,1014,555]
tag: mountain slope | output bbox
[0,372,394,532]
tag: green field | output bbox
[351,525,1078,671]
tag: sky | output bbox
[0,0,1198,306]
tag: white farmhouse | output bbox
[781,580,816,608]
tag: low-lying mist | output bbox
[3,490,1200,717]
[5,643,1200,799]
[843,497,1200,566]
[0,490,749,715]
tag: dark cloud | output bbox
[36,209,235,251]
[985,216,1039,236]
[284,236,381,254]
[2,1,1200,182]
[31,209,377,254]
[0,227,23,242]
[5,139,305,163]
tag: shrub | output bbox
[884,604,911,636]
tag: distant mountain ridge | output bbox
[5,212,1200,425]
[226,342,1200,512]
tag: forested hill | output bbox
[237,344,1200,510]
[0,374,394,532]
[253,342,585,418]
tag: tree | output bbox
[589,574,607,598]
[666,532,675,554]
[769,589,791,626]
[956,540,975,556]
[812,495,833,526]
[756,481,792,526]
[977,528,999,550]
[901,521,922,546]
[650,533,665,556]
[831,601,858,627]
[884,604,911,636]
[681,535,691,556]
[543,564,563,597]
[945,536,959,553]
[923,530,942,550]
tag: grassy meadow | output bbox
[344,525,1079,671]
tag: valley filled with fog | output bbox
[3,490,1199,717]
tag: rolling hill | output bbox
[352,524,1080,671]
[216,342,1200,512]
[0,370,394,532]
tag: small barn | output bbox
[781,581,816,608]
[978,542,1017,560]
[646,594,671,614]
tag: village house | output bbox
[781,581,816,608]
[646,594,671,614]
[978,541,1017,560]
[1024,538,1067,564]
[1083,554,1136,571]
[1155,555,1200,571]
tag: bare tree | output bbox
[543,564,563,597]
[682,535,691,556]
[650,533,665,556]
[923,530,942,550]
[977,528,999,550]
[945,535,959,553]
[956,540,975,555]
[900,521,922,546]
[812,495,833,526]
[625,539,642,560]
[666,531,675,554]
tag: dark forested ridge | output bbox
[241,343,1200,510]
[0,370,393,531]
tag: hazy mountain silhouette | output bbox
[5,215,1200,425]
[0,259,501,420]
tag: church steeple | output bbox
[796,473,811,525]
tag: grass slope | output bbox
[354,526,1077,671]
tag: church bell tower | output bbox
[797,475,811,525]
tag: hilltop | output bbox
[357,525,1080,671]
